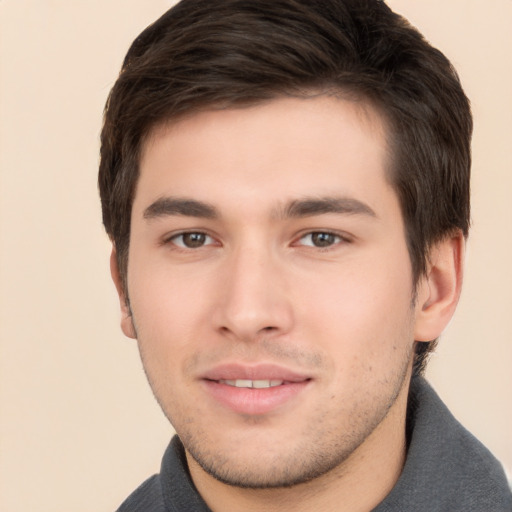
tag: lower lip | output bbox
[202,380,310,415]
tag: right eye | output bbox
[168,232,215,249]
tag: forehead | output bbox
[135,95,394,218]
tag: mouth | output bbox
[201,364,312,415]
[217,379,285,388]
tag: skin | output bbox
[111,96,463,512]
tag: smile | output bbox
[218,379,284,388]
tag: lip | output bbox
[200,363,312,415]
[202,363,311,382]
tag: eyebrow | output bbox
[143,197,218,220]
[143,195,377,221]
[279,196,377,219]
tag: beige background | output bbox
[0,1,510,510]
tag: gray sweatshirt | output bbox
[117,377,512,511]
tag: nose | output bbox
[213,245,294,342]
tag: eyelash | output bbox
[162,230,351,251]
[295,231,350,249]
[163,231,216,249]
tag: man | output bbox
[99,0,512,510]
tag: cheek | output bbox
[128,261,239,394]
[299,253,415,362]
[127,258,214,353]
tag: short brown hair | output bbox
[99,0,472,375]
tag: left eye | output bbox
[298,232,342,248]
[170,232,215,249]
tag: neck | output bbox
[187,380,411,512]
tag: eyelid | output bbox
[293,229,353,248]
[162,230,219,248]
[159,228,352,250]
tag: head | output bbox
[99,0,471,377]
[99,1,471,496]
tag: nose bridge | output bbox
[215,240,292,340]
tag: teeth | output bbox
[220,379,284,388]
[253,379,283,388]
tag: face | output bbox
[121,96,424,488]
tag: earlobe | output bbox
[110,247,137,339]
[414,232,465,342]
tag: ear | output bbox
[414,232,465,342]
[110,247,137,339]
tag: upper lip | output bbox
[201,363,311,383]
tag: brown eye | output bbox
[312,233,337,247]
[299,232,342,248]
[172,232,213,248]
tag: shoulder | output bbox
[115,436,212,512]
[115,474,166,512]
[375,377,512,511]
